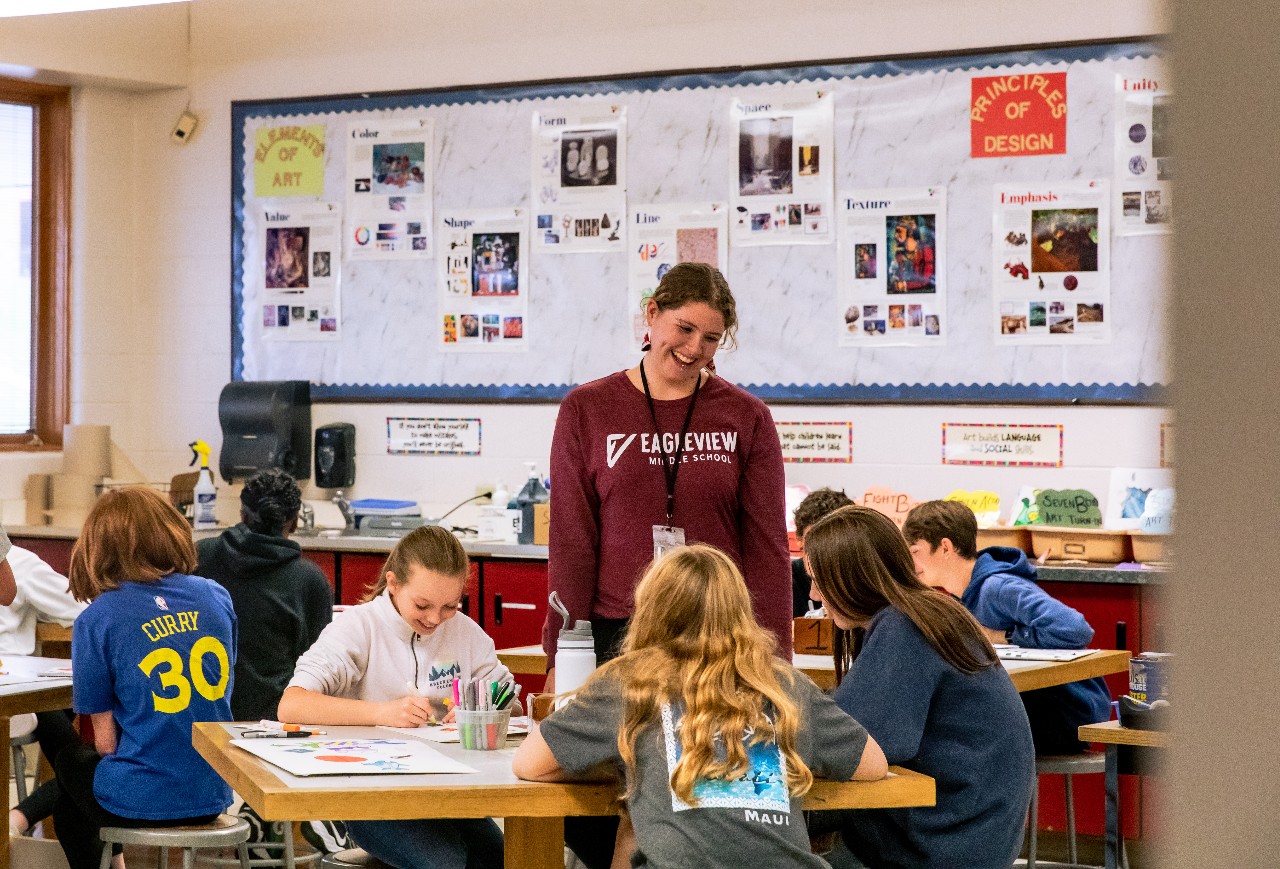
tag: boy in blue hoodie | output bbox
[902,500,1112,754]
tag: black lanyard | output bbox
[640,360,701,526]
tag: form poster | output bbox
[345,116,434,258]
[1114,75,1172,235]
[837,187,946,346]
[531,105,627,253]
[992,180,1110,345]
[437,207,529,352]
[626,202,728,351]
[730,91,834,247]
[258,202,342,341]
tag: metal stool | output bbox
[1026,752,1128,869]
[203,822,323,869]
[96,813,251,869]
[10,728,39,804]
[319,848,391,868]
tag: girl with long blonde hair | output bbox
[514,544,885,868]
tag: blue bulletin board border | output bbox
[232,37,1165,405]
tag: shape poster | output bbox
[254,124,326,198]
[532,105,627,253]
[346,117,434,258]
[259,202,342,341]
[837,187,946,346]
[626,202,728,351]
[1114,75,1172,235]
[730,92,835,247]
[437,207,529,352]
[992,181,1110,344]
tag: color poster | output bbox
[992,180,1110,344]
[531,105,627,253]
[1114,75,1172,235]
[259,202,342,341]
[346,116,435,258]
[437,207,529,352]
[626,201,728,351]
[837,187,946,346]
[730,91,834,247]
[253,124,326,198]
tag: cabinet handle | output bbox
[492,595,537,626]
[461,593,470,617]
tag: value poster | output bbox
[253,124,326,198]
[626,201,728,351]
[730,91,835,247]
[437,207,529,352]
[1114,75,1172,235]
[345,116,434,258]
[837,187,947,346]
[992,180,1110,345]
[258,202,342,341]
[531,105,627,253]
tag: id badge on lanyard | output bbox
[652,525,686,560]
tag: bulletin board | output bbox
[230,38,1170,403]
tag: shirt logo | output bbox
[154,595,169,611]
[606,433,636,468]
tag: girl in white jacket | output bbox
[280,525,514,869]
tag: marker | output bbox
[242,730,315,739]
[257,720,308,732]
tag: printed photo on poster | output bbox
[739,117,793,195]
[471,233,520,297]
[265,227,309,289]
[886,214,937,294]
[560,129,618,187]
[372,142,426,193]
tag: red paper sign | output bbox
[970,72,1067,158]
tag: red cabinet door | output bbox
[337,554,478,619]
[10,537,75,575]
[482,560,548,696]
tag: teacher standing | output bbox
[542,262,792,686]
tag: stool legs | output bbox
[1064,773,1077,865]
[1026,780,1039,869]
[11,743,28,804]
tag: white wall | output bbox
[0,0,1171,527]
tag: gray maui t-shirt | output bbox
[540,667,869,868]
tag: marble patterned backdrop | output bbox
[236,47,1169,395]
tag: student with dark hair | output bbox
[902,499,1112,754]
[791,487,854,616]
[804,505,1034,869]
[196,468,333,722]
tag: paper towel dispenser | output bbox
[217,380,311,483]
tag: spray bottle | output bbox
[189,440,218,530]
[515,461,549,545]
[548,591,596,708]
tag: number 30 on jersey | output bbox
[137,636,231,713]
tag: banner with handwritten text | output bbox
[387,417,481,456]
[776,421,852,463]
[942,422,1063,467]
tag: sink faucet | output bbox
[332,490,356,530]
[298,501,315,531]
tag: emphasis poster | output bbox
[837,187,946,346]
[626,202,728,351]
[437,207,529,352]
[346,117,435,258]
[729,92,834,247]
[258,202,342,341]
[992,180,1110,344]
[1114,75,1172,235]
[531,105,627,253]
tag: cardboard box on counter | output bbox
[533,502,550,546]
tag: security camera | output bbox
[171,110,198,144]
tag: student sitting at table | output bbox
[512,544,887,869]
[54,487,237,869]
[0,537,86,839]
[278,525,514,869]
[804,505,1034,869]
[791,487,854,616]
[902,500,1112,754]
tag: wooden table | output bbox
[498,645,1133,693]
[0,656,74,869]
[194,722,935,869]
[1078,720,1168,869]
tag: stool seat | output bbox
[320,847,391,868]
[98,813,251,869]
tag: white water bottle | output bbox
[549,591,596,708]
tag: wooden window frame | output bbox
[0,78,70,451]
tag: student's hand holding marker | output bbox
[378,693,440,728]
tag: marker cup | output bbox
[456,708,513,751]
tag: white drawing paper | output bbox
[231,737,476,777]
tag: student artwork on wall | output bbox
[231,737,476,777]
[531,105,627,253]
[231,40,1168,401]
[437,207,529,352]
[251,202,342,341]
[345,117,434,259]
[729,92,834,247]
[1113,76,1172,235]
[837,187,946,346]
[626,202,728,351]
[992,180,1110,344]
